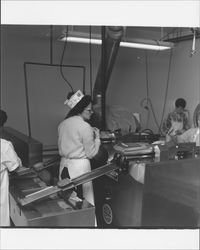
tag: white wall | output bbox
[107,39,200,133]
[1,25,101,145]
[1,25,200,145]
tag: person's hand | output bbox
[168,121,183,136]
[93,127,100,139]
[166,134,172,142]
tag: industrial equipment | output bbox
[158,142,196,161]
[0,127,94,227]
[9,153,128,227]
[0,127,42,167]
[93,141,155,227]
[2,126,200,228]
[2,126,131,227]
[120,131,161,144]
[94,140,200,228]
[142,157,200,228]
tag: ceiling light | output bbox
[120,41,172,50]
[66,36,101,45]
[59,36,174,51]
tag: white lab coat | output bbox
[0,139,21,226]
[58,116,100,207]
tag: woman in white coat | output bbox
[0,139,21,226]
[58,90,101,206]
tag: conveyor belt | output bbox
[62,162,118,188]
[18,161,119,207]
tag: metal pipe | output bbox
[24,62,86,70]
[89,26,93,96]
[82,65,86,94]
[50,25,53,64]
[165,34,200,43]
[101,26,106,130]
[23,63,32,137]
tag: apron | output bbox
[193,128,200,146]
[0,169,10,226]
[59,157,95,206]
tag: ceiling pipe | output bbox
[164,31,200,43]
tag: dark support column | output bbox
[92,26,123,103]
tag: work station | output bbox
[1,23,200,229]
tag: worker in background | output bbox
[0,109,22,226]
[162,98,190,135]
[58,90,101,207]
[166,110,200,146]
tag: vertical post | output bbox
[89,26,93,96]
[101,26,106,130]
[50,25,53,64]
[83,66,86,95]
[23,63,32,137]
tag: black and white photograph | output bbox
[1,1,200,249]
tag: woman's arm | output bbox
[82,124,101,159]
[1,141,22,172]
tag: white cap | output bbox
[64,90,84,109]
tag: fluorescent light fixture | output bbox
[67,36,101,45]
[120,41,171,50]
[60,36,173,51]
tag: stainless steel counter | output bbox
[95,156,200,228]
[142,157,200,228]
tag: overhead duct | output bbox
[89,26,124,130]
[93,26,124,103]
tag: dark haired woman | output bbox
[162,98,190,135]
[58,90,101,207]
